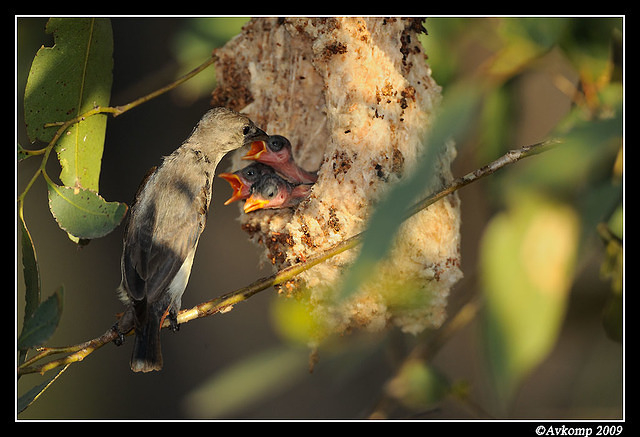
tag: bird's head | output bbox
[242,134,293,166]
[192,107,268,156]
[243,174,290,213]
[218,163,273,205]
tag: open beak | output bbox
[218,173,246,205]
[242,140,267,161]
[243,195,270,213]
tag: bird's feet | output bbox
[169,310,180,333]
[111,323,126,346]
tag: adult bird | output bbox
[218,162,273,205]
[116,107,267,372]
[243,172,313,213]
[242,135,318,184]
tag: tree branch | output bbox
[17,138,558,377]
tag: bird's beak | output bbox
[218,173,245,205]
[244,128,268,145]
[243,195,270,213]
[243,140,267,161]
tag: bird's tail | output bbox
[130,315,163,373]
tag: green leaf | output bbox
[18,213,42,365]
[18,144,33,162]
[183,346,309,417]
[24,17,113,191]
[335,81,482,302]
[19,214,41,323]
[479,195,579,402]
[385,359,451,409]
[18,287,64,351]
[46,179,127,240]
[18,365,70,414]
[270,291,321,345]
[557,18,622,87]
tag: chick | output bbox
[243,172,313,213]
[218,162,273,205]
[242,134,318,184]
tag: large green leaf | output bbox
[479,194,579,402]
[24,17,113,191]
[46,179,127,240]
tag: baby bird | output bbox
[218,162,273,205]
[242,135,318,184]
[244,172,313,213]
[116,107,267,372]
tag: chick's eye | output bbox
[268,137,284,151]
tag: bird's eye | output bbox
[242,125,251,135]
[268,137,284,151]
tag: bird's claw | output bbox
[169,310,180,333]
[112,323,126,346]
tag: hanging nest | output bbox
[211,17,462,341]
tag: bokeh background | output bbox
[16,17,623,420]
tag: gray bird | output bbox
[115,107,267,372]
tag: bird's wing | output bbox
[121,177,207,303]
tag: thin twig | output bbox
[110,54,218,117]
[16,138,559,377]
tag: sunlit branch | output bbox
[17,138,558,377]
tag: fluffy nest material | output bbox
[211,17,462,341]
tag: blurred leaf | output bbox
[335,81,482,303]
[476,83,517,165]
[485,18,568,79]
[182,346,309,418]
[479,194,580,402]
[602,292,622,343]
[24,17,113,191]
[170,17,248,104]
[557,18,622,92]
[511,17,569,48]
[270,291,321,345]
[606,203,623,241]
[419,17,469,86]
[18,286,64,351]
[598,213,623,343]
[497,83,621,204]
[385,359,451,410]
[46,179,127,240]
